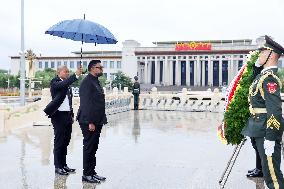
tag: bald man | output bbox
[48,65,82,175]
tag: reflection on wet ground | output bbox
[0,110,280,189]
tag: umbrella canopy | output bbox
[45,17,117,69]
[45,19,118,44]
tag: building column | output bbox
[155,58,159,85]
[169,60,173,85]
[144,61,148,84]
[219,58,222,86]
[202,60,205,86]
[186,58,190,86]
[175,60,179,85]
[193,60,197,86]
[161,60,164,85]
[208,56,213,87]
[164,57,168,86]
[137,62,141,82]
[196,56,201,86]
[229,56,234,84]
[235,59,239,74]
[227,59,230,84]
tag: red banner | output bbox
[175,42,212,51]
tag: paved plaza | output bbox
[0,110,279,189]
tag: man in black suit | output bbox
[77,60,107,183]
[45,65,82,175]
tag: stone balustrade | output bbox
[139,88,225,113]
[3,87,133,128]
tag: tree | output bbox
[34,68,56,88]
[111,71,133,91]
[99,75,107,87]
[0,69,7,74]
[278,68,284,92]
[26,49,37,78]
[70,74,107,88]
[0,73,7,88]
[0,72,19,88]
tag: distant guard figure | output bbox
[132,76,140,110]
[242,35,284,189]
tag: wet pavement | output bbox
[0,110,278,189]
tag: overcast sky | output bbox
[1,0,284,70]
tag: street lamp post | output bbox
[4,71,10,105]
[20,0,25,106]
[4,70,10,91]
[28,78,32,98]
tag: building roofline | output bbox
[135,49,255,56]
[72,51,122,55]
[152,39,253,45]
[10,56,122,60]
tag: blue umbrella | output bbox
[45,15,117,64]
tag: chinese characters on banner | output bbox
[175,42,212,51]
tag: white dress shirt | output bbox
[58,77,71,112]
[58,94,70,111]
[57,74,79,112]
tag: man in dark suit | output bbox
[45,65,82,175]
[77,60,107,183]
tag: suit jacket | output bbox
[77,73,107,125]
[44,74,77,117]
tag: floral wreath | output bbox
[218,50,260,145]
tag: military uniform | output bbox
[242,67,284,189]
[132,78,140,110]
[246,65,265,178]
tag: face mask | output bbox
[254,58,262,67]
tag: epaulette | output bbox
[257,70,282,99]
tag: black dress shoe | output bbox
[248,168,255,173]
[55,168,69,175]
[93,174,106,181]
[246,169,263,177]
[63,166,76,173]
[82,175,100,183]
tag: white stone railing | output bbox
[138,88,284,113]
[3,87,132,128]
[5,86,284,129]
[138,87,225,113]
[104,87,132,115]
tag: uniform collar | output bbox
[261,66,278,73]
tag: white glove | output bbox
[264,140,275,156]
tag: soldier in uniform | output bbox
[242,35,284,189]
[132,76,140,110]
[247,65,264,178]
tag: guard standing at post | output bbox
[247,65,264,178]
[242,35,284,189]
[132,76,140,110]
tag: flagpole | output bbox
[20,0,25,106]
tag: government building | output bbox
[10,37,284,87]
